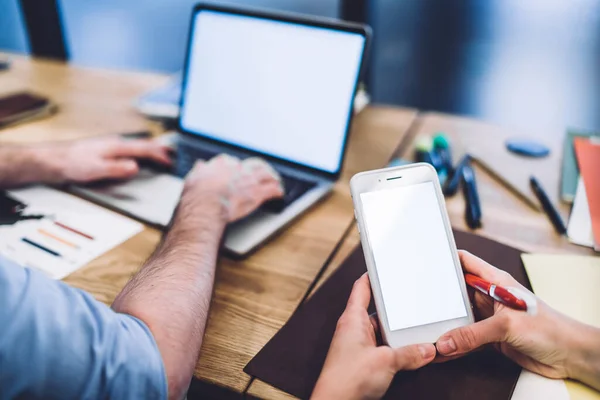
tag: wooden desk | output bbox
[0,55,168,144]
[400,112,594,255]
[0,54,418,394]
[247,111,595,399]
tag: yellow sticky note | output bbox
[567,381,600,400]
[521,254,600,400]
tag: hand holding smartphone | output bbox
[350,163,474,348]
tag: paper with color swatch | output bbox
[574,138,600,250]
[0,185,143,279]
[522,254,600,400]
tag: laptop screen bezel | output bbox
[177,2,371,180]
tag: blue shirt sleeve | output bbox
[0,256,168,400]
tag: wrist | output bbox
[181,178,230,219]
[27,144,68,183]
[312,378,356,400]
[565,322,600,389]
[312,373,364,400]
[172,187,228,232]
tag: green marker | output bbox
[433,133,454,177]
[414,135,447,184]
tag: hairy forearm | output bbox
[0,144,64,187]
[112,189,227,400]
[568,323,600,391]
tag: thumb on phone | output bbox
[436,314,510,356]
[389,343,436,371]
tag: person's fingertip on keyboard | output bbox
[243,157,282,182]
[32,136,173,183]
[185,154,284,222]
[242,157,284,192]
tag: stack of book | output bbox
[562,130,600,252]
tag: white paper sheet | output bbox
[567,177,594,248]
[71,169,184,228]
[512,370,569,400]
[0,186,143,279]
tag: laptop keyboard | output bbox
[174,145,217,177]
[175,145,317,214]
[261,174,317,213]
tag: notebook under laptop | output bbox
[73,3,370,257]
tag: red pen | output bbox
[465,273,537,314]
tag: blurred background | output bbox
[2,0,600,134]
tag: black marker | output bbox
[443,154,471,196]
[462,162,482,229]
[530,176,567,235]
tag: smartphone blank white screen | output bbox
[360,181,467,331]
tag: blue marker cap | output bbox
[506,138,550,158]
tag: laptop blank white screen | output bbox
[180,9,366,174]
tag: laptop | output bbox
[73,3,370,257]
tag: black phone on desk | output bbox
[0,92,55,128]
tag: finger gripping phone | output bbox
[350,163,474,348]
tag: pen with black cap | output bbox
[462,161,482,229]
[529,176,567,235]
[444,154,471,196]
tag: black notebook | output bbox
[245,230,531,399]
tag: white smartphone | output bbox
[350,163,474,348]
